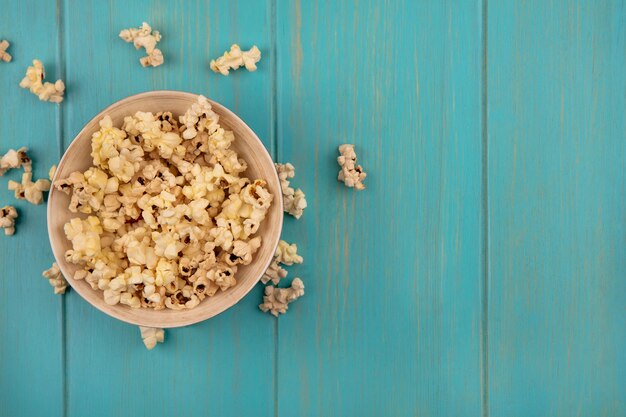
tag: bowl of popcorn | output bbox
[48,91,283,327]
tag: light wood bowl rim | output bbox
[47,90,283,328]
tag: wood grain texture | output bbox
[61,1,276,416]
[488,1,626,416]
[275,1,485,415]
[0,2,64,417]
[2,1,626,416]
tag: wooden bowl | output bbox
[47,91,283,328]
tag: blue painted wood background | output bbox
[0,1,624,416]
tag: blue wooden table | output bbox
[1,1,624,416]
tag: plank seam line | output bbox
[269,1,279,417]
[56,0,68,416]
[480,0,489,416]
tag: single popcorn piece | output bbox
[275,162,307,219]
[8,172,51,204]
[19,60,65,103]
[49,164,57,180]
[210,44,261,75]
[119,22,164,68]
[0,40,12,62]
[140,48,164,68]
[0,206,18,235]
[42,262,68,295]
[261,239,303,285]
[56,96,273,311]
[139,326,165,350]
[337,144,366,190]
[0,147,32,175]
[259,278,305,317]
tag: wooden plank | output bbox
[0,2,64,417]
[62,1,276,416]
[488,1,626,415]
[275,1,485,415]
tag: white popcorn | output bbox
[42,262,68,295]
[119,22,164,68]
[0,40,11,62]
[0,147,32,176]
[275,162,307,219]
[8,172,51,205]
[140,48,164,68]
[178,95,220,140]
[259,278,305,317]
[0,206,18,236]
[276,240,303,265]
[19,60,65,103]
[139,326,165,350]
[261,239,303,285]
[337,144,366,190]
[57,96,273,311]
[210,44,261,75]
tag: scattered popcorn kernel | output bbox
[259,278,305,317]
[119,22,164,68]
[276,240,303,265]
[0,147,32,175]
[42,262,68,295]
[337,144,366,190]
[261,239,303,285]
[49,164,57,180]
[275,162,307,219]
[8,172,51,204]
[140,48,164,68]
[19,60,65,103]
[0,40,12,62]
[139,326,164,350]
[56,96,273,311]
[0,206,18,235]
[210,44,261,75]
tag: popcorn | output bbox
[139,326,165,350]
[275,240,303,265]
[42,262,68,295]
[8,172,51,204]
[56,96,273,310]
[0,206,18,235]
[210,44,261,75]
[337,144,366,190]
[0,40,11,62]
[119,22,164,68]
[259,278,305,317]
[0,147,32,176]
[261,239,303,285]
[49,164,57,180]
[19,60,65,103]
[275,162,307,219]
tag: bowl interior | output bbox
[48,91,283,328]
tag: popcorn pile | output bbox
[210,44,261,75]
[275,162,307,219]
[19,60,65,103]
[0,40,12,63]
[119,22,164,68]
[55,95,273,311]
[337,144,366,190]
